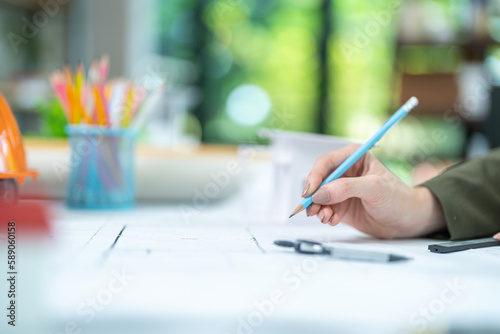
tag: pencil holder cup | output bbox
[65,125,138,209]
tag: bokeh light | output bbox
[226,84,271,126]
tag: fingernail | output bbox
[312,188,330,204]
[302,183,310,197]
[306,206,311,216]
[318,212,325,223]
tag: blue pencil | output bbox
[289,97,419,218]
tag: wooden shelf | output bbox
[396,36,498,61]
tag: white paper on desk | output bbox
[470,246,500,261]
[116,224,262,253]
[42,210,500,334]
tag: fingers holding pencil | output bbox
[301,143,363,198]
[298,145,448,239]
[300,143,370,220]
[291,97,418,220]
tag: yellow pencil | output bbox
[121,84,134,127]
[75,62,84,97]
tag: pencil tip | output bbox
[288,204,305,219]
[389,254,410,262]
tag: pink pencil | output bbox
[49,73,71,121]
[98,55,110,83]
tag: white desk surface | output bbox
[3,200,500,334]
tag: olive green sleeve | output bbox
[420,148,500,240]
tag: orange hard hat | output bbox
[0,92,37,184]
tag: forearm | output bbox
[407,187,446,238]
[390,186,446,239]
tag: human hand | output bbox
[302,144,446,239]
[494,232,500,240]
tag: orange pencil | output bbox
[93,87,108,126]
[68,84,91,125]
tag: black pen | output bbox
[274,239,410,263]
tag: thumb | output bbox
[311,175,377,205]
[494,232,500,241]
[302,144,362,197]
